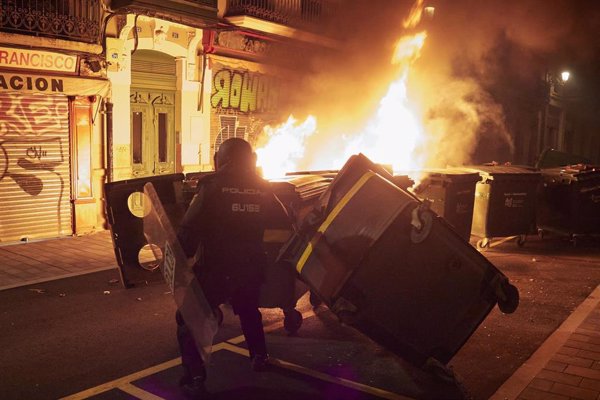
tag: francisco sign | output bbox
[0,47,78,74]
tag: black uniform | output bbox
[176,161,277,381]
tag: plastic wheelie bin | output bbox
[105,174,185,288]
[537,164,600,244]
[535,148,591,169]
[281,154,519,368]
[412,169,480,241]
[465,165,541,249]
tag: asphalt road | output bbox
[1,233,599,400]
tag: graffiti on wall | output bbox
[213,114,266,150]
[211,67,280,114]
[0,93,68,137]
[0,93,68,197]
[210,65,280,155]
[0,137,65,196]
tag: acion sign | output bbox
[0,72,110,97]
[0,47,78,74]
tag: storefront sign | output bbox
[0,47,78,74]
[0,72,109,97]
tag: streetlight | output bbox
[424,6,435,18]
[537,70,573,156]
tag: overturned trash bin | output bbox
[537,164,600,243]
[104,174,185,288]
[282,153,519,368]
[465,165,541,249]
[412,169,480,241]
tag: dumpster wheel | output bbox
[476,238,490,250]
[516,235,526,247]
[497,283,519,314]
[283,309,303,335]
[410,209,434,244]
[309,291,323,308]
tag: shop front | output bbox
[0,46,109,243]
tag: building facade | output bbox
[0,0,109,242]
[0,0,334,243]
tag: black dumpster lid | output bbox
[105,173,185,190]
[535,148,592,169]
[271,174,332,187]
[463,165,541,180]
[541,164,600,181]
[270,174,332,201]
[285,169,339,176]
[419,168,482,182]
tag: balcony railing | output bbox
[225,0,334,29]
[109,0,218,28]
[0,0,102,44]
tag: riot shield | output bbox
[142,182,218,362]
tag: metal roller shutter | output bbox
[0,93,73,243]
[131,50,177,91]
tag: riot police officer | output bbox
[176,138,278,398]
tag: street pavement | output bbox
[1,231,600,399]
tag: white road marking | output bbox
[61,308,410,400]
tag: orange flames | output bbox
[256,3,429,179]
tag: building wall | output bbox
[207,57,282,159]
[0,40,109,241]
[105,15,208,179]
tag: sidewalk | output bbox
[0,230,117,291]
[1,232,600,399]
[492,285,600,400]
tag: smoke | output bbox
[264,0,600,168]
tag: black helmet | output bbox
[215,138,255,170]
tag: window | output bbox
[72,99,93,198]
[158,112,167,163]
[132,111,143,164]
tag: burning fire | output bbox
[256,3,429,179]
[255,115,317,177]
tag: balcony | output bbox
[225,0,335,31]
[109,0,218,28]
[0,0,102,44]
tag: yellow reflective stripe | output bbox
[296,171,375,273]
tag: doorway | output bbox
[130,50,176,177]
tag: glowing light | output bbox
[256,115,317,179]
[424,6,435,18]
[561,71,570,82]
